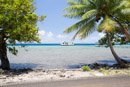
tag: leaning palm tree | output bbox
[64,0,130,66]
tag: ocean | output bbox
[7,44,130,69]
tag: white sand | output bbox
[0,69,104,86]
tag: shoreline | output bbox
[0,68,130,86]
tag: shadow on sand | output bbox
[0,63,43,76]
[67,57,130,69]
[67,63,88,69]
[10,63,40,69]
[66,60,117,69]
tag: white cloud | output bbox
[38,31,105,43]
[57,34,68,39]
[38,30,55,43]
[47,32,53,37]
[38,30,46,36]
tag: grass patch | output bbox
[99,68,110,75]
[81,65,91,71]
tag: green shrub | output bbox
[99,68,106,73]
[99,68,109,74]
[81,65,91,71]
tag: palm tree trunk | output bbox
[106,33,125,65]
[0,34,10,70]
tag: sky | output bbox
[35,0,104,43]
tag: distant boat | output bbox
[61,41,74,46]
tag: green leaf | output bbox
[82,9,97,19]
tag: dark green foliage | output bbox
[0,0,45,54]
[0,0,45,70]
[64,0,130,39]
[98,33,129,46]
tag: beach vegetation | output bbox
[0,0,45,70]
[81,65,91,71]
[99,68,106,73]
[64,0,130,67]
[98,67,111,75]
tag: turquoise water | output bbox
[7,44,130,69]
[8,43,96,46]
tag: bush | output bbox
[99,68,109,74]
[81,65,91,71]
[99,68,106,73]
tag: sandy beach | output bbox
[4,76,130,87]
[0,68,130,86]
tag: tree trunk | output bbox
[106,33,125,66]
[0,34,10,70]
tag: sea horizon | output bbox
[7,43,130,46]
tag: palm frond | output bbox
[77,19,96,39]
[64,0,130,41]
[113,0,130,12]
[64,19,88,33]
[64,0,95,13]
[82,9,97,19]
[98,16,118,32]
[67,0,79,5]
[64,5,87,12]
[64,12,83,19]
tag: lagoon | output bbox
[7,44,130,69]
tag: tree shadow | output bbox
[96,60,117,66]
[66,60,117,69]
[67,56,130,69]
[121,56,130,62]
[0,63,45,76]
[10,63,40,69]
[66,63,88,69]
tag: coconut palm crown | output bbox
[64,0,130,39]
[64,0,130,66]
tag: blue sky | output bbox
[35,0,104,43]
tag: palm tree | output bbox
[64,0,130,66]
